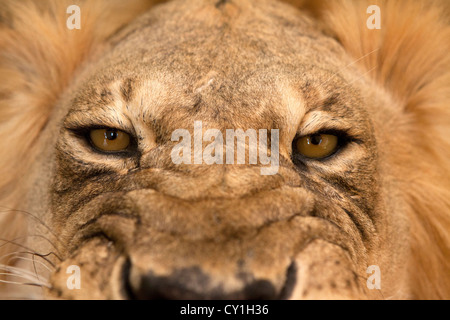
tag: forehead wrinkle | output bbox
[278,82,306,157]
[129,78,182,139]
[133,78,173,123]
[121,79,173,149]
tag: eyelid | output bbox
[295,129,350,140]
[63,110,135,135]
[297,111,356,138]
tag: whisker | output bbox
[0,264,50,287]
[0,250,57,269]
[0,207,66,249]
[0,252,42,284]
[0,279,51,289]
[0,264,43,279]
[0,234,62,255]
[346,65,378,86]
[343,48,380,68]
[31,252,58,268]
[0,238,62,262]
[0,272,48,284]
[0,251,56,270]
[6,256,53,274]
[0,261,52,293]
[32,253,40,282]
[318,48,380,87]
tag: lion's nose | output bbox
[123,261,279,300]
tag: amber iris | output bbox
[295,134,339,159]
[90,128,130,152]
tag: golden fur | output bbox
[0,0,449,299]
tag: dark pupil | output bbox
[105,129,118,141]
[310,134,322,145]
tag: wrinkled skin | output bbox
[20,0,411,299]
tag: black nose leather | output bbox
[124,263,278,300]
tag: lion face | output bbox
[2,0,449,300]
[30,0,397,299]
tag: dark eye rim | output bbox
[68,126,139,157]
[292,130,354,163]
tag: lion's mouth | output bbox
[46,213,364,300]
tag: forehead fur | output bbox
[67,0,371,146]
[83,0,353,92]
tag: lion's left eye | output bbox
[294,133,339,159]
[89,128,131,152]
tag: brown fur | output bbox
[0,0,449,299]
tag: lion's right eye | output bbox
[294,133,339,159]
[89,128,131,152]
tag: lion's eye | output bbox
[89,128,131,152]
[294,133,339,159]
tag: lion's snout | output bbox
[114,188,307,300]
[46,161,369,300]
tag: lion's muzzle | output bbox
[49,166,367,299]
